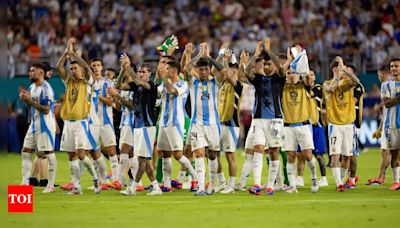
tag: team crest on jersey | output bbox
[288,87,299,105]
[337,91,344,100]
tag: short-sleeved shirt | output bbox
[310,83,323,126]
[248,73,285,119]
[97,78,114,126]
[119,90,134,128]
[28,81,56,134]
[381,80,400,129]
[158,80,189,128]
[129,81,158,128]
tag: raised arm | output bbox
[245,41,264,81]
[56,42,72,81]
[263,38,286,77]
[183,43,203,81]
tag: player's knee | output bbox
[208,152,217,160]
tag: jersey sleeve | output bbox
[40,85,54,106]
[248,73,262,85]
[175,81,188,95]
[128,81,138,93]
[234,81,244,95]
[381,81,391,99]
[353,84,364,100]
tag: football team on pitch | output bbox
[18,36,400,196]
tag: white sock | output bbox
[79,160,85,177]
[130,181,138,192]
[217,172,226,185]
[393,166,400,183]
[275,160,283,186]
[152,180,161,191]
[70,160,80,188]
[195,158,206,191]
[45,153,57,187]
[340,168,348,181]
[109,155,119,181]
[177,171,186,182]
[306,157,317,179]
[208,158,218,188]
[21,152,32,185]
[239,154,253,186]
[333,167,343,187]
[81,156,99,180]
[228,176,236,188]
[287,163,297,188]
[178,156,197,180]
[162,157,172,187]
[252,152,263,186]
[350,177,356,183]
[130,156,139,178]
[94,155,107,182]
[267,160,280,189]
[118,154,129,183]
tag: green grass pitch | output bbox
[3,148,400,227]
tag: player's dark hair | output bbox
[140,63,153,73]
[196,58,211,68]
[167,60,181,74]
[390,58,400,63]
[106,68,117,75]
[278,53,287,60]
[330,60,339,70]
[162,55,176,61]
[70,60,79,65]
[31,62,46,72]
[378,64,390,72]
[260,51,271,61]
[90,58,103,65]
[347,64,357,74]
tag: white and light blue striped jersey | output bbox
[158,80,188,129]
[97,78,114,126]
[88,79,101,125]
[119,90,135,128]
[28,81,56,134]
[189,77,220,126]
[381,80,400,129]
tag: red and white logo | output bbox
[8,185,33,213]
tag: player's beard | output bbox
[30,77,38,83]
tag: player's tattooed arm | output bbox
[108,87,133,110]
[56,40,73,81]
[183,43,203,81]
[115,67,127,90]
[263,38,286,77]
[158,63,178,94]
[20,90,50,114]
[238,50,250,83]
[383,96,400,108]
[245,41,263,81]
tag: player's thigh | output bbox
[190,124,207,151]
[205,125,221,151]
[265,118,284,148]
[134,127,156,159]
[283,126,297,152]
[86,124,100,151]
[22,128,37,150]
[387,128,400,150]
[341,124,355,156]
[328,124,343,156]
[252,119,268,146]
[60,121,75,152]
[100,124,117,147]
[119,126,134,150]
[221,125,239,153]
[72,120,91,151]
[36,131,55,152]
[297,125,314,151]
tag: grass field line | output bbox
[35,197,400,205]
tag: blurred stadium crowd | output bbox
[7,0,400,78]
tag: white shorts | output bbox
[23,127,55,151]
[245,120,255,150]
[385,128,400,150]
[60,120,91,152]
[86,124,117,150]
[283,124,314,151]
[381,128,389,150]
[185,126,192,146]
[220,125,239,152]
[190,124,221,151]
[157,126,184,151]
[328,123,354,156]
[119,125,134,149]
[252,118,284,149]
[134,127,156,159]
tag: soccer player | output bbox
[308,69,329,187]
[281,65,319,194]
[217,48,243,194]
[105,68,117,81]
[19,62,57,193]
[367,65,392,185]
[345,65,364,188]
[182,42,226,196]
[381,58,400,190]
[244,40,286,195]
[117,54,162,196]
[57,38,101,194]
[323,56,360,192]
[156,60,198,192]
[89,58,121,190]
